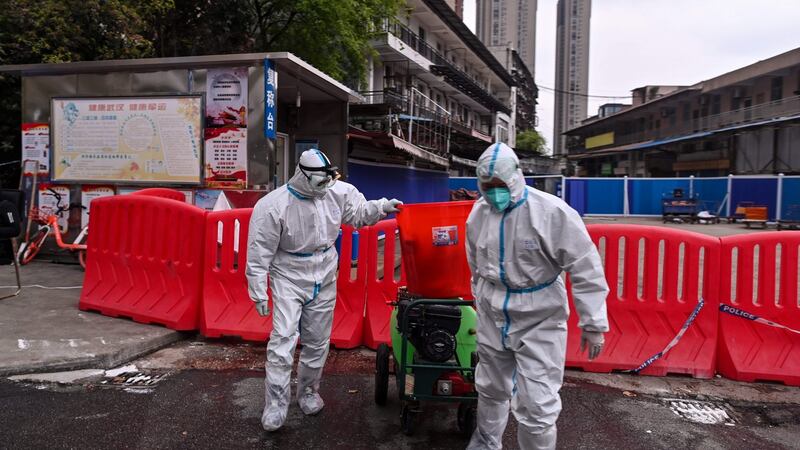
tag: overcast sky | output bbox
[462,0,800,153]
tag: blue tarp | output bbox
[781,177,800,221]
[437,174,790,220]
[692,178,728,215]
[628,179,691,215]
[566,179,625,215]
[348,161,449,204]
[731,178,778,221]
[449,177,479,192]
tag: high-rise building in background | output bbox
[475,0,537,74]
[553,0,591,156]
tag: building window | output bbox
[771,77,783,101]
[711,95,721,115]
[418,27,426,43]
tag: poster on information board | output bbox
[38,184,70,233]
[80,186,115,228]
[22,123,50,176]
[205,68,248,188]
[51,96,203,184]
[204,127,248,188]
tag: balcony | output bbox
[350,88,452,158]
[376,21,511,115]
[570,95,800,154]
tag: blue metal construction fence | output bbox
[449,175,800,221]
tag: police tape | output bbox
[626,298,705,375]
[719,304,800,335]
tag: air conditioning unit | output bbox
[698,96,709,105]
[732,87,745,98]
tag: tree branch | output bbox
[265,11,298,48]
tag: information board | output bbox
[51,96,203,184]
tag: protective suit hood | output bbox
[476,143,525,203]
[288,149,337,199]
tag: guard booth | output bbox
[0,53,359,236]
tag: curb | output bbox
[0,332,186,377]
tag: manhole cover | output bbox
[665,399,736,425]
[100,371,169,389]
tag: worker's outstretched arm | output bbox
[544,206,609,332]
[340,184,402,228]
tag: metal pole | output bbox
[560,175,567,201]
[689,175,695,198]
[776,173,784,222]
[623,176,629,216]
[407,90,413,143]
[726,174,733,217]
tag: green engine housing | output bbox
[389,302,478,373]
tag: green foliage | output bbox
[0,0,171,186]
[154,0,403,86]
[516,129,547,155]
[0,0,403,186]
[0,0,165,64]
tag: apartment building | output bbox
[476,0,537,74]
[553,0,591,156]
[564,47,800,177]
[348,0,517,179]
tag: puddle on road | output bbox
[665,398,736,425]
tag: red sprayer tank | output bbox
[396,201,475,299]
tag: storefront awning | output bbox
[348,128,449,168]
[450,155,477,168]
[568,141,654,159]
[571,113,800,160]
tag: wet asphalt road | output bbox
[2,366,799,450]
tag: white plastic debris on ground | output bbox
[665,399,736,425]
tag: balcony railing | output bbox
[571,95,800,153]
[355,90,405,109]
[378,21,510,114]
[351,88,452,157]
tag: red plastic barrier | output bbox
[200,208,273,341]
[396,201,475,298]
[566,224,720,378]
[363,219,407,349]
[717,232,800,386]
[331,225,369,348]
[79,195,206,330]
[130,188,186,202]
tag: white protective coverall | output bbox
[465,143,609,449]
[246,149,400,431]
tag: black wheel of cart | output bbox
[457,402,478,437]
[375,343,390,406]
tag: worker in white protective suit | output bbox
[246,149,402,432]
[465,143,609,450]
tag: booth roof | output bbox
[0,52,363,104]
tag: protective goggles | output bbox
[476,157,518,182]
[299,164,341,188]
[480,178,509,191]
